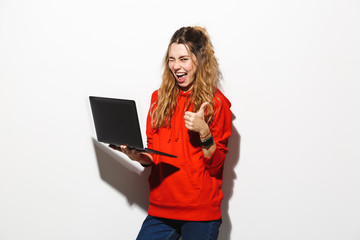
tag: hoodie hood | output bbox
[216,89,232,109]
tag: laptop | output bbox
[89,96,177,158]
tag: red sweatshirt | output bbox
[145,89,232,221]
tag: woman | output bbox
[111,26,232,240]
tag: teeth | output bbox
[176,73,186,77]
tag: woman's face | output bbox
[168,43,197,92]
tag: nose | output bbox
[173,60,181,71]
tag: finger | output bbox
[121,145,131,154]
[197,102,209,115]
[184,114,192,122]
[109,145,125,153]
[184,117,193,126]
[184,111,193,118]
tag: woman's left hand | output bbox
[184,102,210,136]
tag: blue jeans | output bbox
[136,215,222,240]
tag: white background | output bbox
[1,0,359,239]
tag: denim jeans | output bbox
[136,215,222,240]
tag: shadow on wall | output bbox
[91,120,241,240]
[219,121,241,240]
[92,138,150,210]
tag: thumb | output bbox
[197,102,209,115]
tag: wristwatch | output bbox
[201,135,214,147]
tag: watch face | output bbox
[201,136,214,147]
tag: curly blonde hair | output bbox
[151,26,221,128]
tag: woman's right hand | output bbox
[109,144,153,166]
[109,144,140,160]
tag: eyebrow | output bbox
[168,55,190,59]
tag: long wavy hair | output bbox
[151,26,221,129]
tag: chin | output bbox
[179,83,189,89]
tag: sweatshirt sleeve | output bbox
[202,92,232,177]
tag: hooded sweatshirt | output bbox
[145,88,232,221]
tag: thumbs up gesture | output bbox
[184,102,210,135]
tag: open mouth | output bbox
[176,73,187,82]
